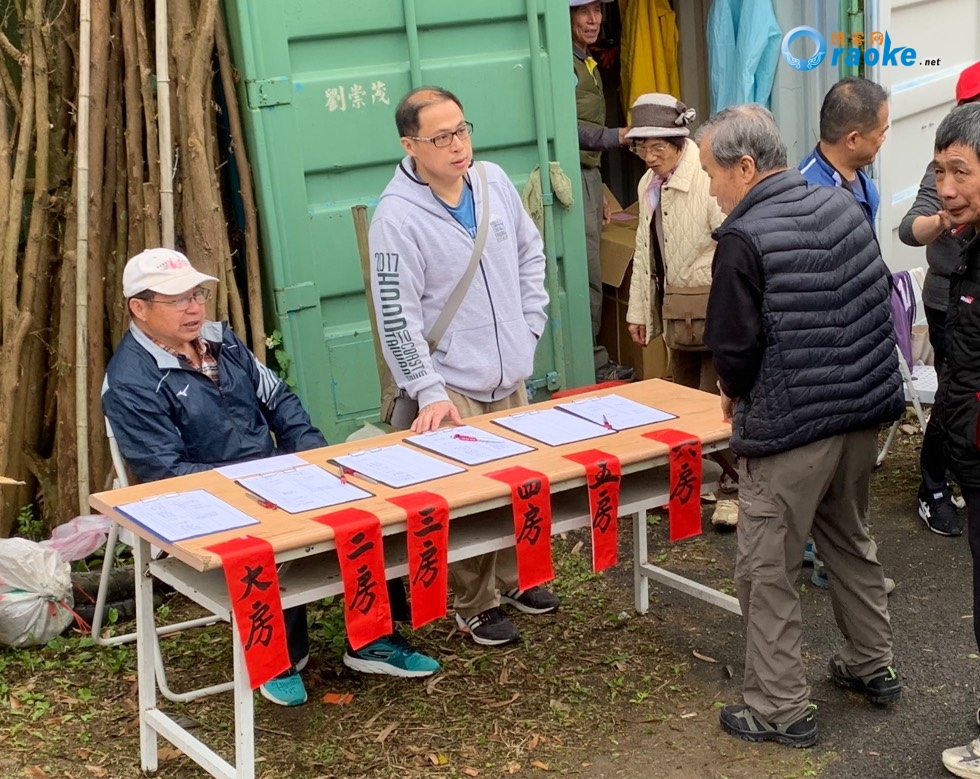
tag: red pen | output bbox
[602,415,614,430]
[337,465,347,484]
[243,491,277,510]
[452,432,479,442]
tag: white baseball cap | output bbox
[122,248,218,298]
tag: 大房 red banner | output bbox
[205,535,290,689]
[642,429,703,542]
[387,491,450,629]
[564,449,622,571]
[485,465,554,590]
[313,508,392,650]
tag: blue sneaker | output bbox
[803,539,815,565]
[811,567,830,589]
[259,667,308,707]
[343,632,440,678]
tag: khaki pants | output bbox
[581,166,609,370]
[736,428,893,724]
[445,384,527,618]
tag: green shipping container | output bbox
[222,0,594,443]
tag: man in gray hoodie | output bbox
[368,86,559,646]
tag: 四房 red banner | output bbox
[485,465,554,589]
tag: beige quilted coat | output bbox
[626,138,725,344]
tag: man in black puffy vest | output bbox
[696,104,906,748]
[932,102,980,779]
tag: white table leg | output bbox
[134,536,158,773]
[631,510,649,615]
[231,615,255,779]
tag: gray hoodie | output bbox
[369,158,549,408]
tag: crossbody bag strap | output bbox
[426,161,490,351]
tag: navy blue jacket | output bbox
[102,321,326,482]
[799,145,879,228]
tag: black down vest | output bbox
[717,170,905,458]
[938,234,980,489]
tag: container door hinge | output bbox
[245,77,292,108]
[276,282,319,315]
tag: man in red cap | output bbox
[898,61,980,539]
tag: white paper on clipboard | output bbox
[555,394,676,430]
[491,408,615,447]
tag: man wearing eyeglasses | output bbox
[369,86,558,648]
[103,248,440,708]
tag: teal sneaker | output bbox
[259,667,308,707]
[343,632,440,678]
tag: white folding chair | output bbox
[876,269,938,466]
[94,419,232,702]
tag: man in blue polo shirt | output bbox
[799,77,888,227]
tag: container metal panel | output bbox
[223,0,593,442]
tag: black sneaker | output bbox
[455,607,520,646]
[719,703,817,748]
[595,361,635,382]
[828,654,901,705]
[918,488,963,536]
[500,586,560,615]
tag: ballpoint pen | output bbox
[243,491,277,510]
[602,415,614,430]
[337,464,348,484]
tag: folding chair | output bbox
[876,269,938,466]
[94,419,232,702]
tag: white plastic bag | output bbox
[0,537,74,647]
[40,514,112,564]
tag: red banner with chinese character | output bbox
[643,429,703,542]
[564,450,621,572]
[485,466,554,590]
[205,536,290,689]
[313,508,392,650]
[387,491,450,630]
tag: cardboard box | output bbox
[598,188,669,381]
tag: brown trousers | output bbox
[670,349,718,393]
[735,428,893,723]
[444,384,527,617]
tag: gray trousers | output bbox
[735,428,893,723]
[445,385,525,618]
[581,166,609,370]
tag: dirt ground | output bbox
[0,424,971,779]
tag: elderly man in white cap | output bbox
[570,0,634,382]
[102,248,439,708]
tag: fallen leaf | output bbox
[692,650,717,664]
[461,768,480,777]
[487,693,520,709]
[531,760,551,771]
[157,747,183,762]
[375,722,399,743]
[570,540,584,555]
[322,692,354,705]
[498,667,510,685]
[504,761,521,774]
[26,768,50,779]
[426,753,449,766]
[83,767,107,778]
[528,733,541,751]
[425,674,448,695]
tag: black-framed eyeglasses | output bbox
[407,122,474,148]
[145,288,211,312]
[630,142,672,157]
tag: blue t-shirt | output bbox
[438,182,476,238]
